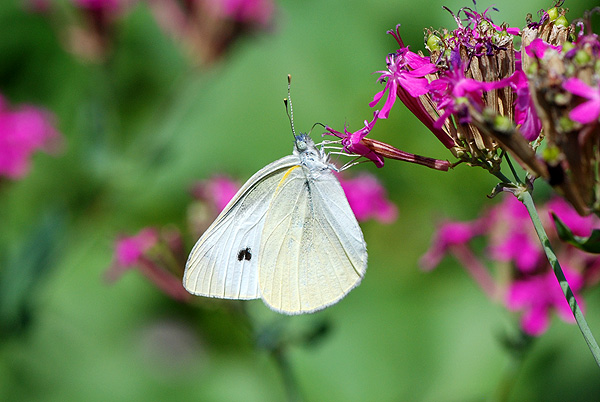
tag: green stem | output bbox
[518,190,600,368]
[272,346,302,402]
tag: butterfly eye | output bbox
[296,138,307,152]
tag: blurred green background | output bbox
[1,0,599,401]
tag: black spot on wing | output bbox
[237,247,252,261]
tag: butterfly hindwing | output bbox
[258,164,368,314]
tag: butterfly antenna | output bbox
[284,74,297,138]
[309,122,326,136]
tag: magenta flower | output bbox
[429,53,490,129]
[420,220,482,271]
[72,0,122,12]
[422,193,600,335]
[488,196,543,273]
[525,38,561,59]
[491,231,543,273]
[338,173,398,223]
[107,227,191,302]
[514,80,543,141]
[460,6,521,37]
[0,95,62,180]
[370,26,437,119]
[220,0,275,26]
[191,175,239,212]
[507,266,584,336]
[113,227,159,269]
[563,78,600,124]
[420,218,497,297]
[547,197,599,237]
[325,111,385,167]
[324,111,451,170]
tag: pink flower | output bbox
[324,111,451,170]
[491,231,543,273]
[0,95,62,179]
[547,197,599,237]
[524,38,561,59]
[219,0,274,26]
[429,54,489,128]
[370,26,437,119]
[107,227,191,302]
[506,266,584,336]
[488,196,543,273]
[113,228,159,269]
[191,175,239,212]
[325,111,385,168]
[72,0,122,12]
[563,78,600,125]
[338,173,398,223]
[487,53,542,141]
[422,193,600,335]
[420,220,482,271]
[461,6,521,36]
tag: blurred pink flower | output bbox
[420,220,482,271]
[488,196,543,273]
[0,95,63,180]
[107,227,191,302]
[113,227,159,268]
[547,196,598,237]
[422,194,600,336]
[218,0,274,26]
[525,38,561,59]
[191,175,239,212]
[338,173,397,223]
[507,266,584,336]
[147,0,275,66]
[72,0,122,12]
[563,78,600,125]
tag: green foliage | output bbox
[552,213,600,253]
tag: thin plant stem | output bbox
[272,346,302,402]
[518,189,600,368]
[503,153,521,184]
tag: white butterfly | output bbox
[183,81,367,314]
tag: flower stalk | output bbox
[517,187,600,367]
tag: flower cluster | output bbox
[421,194,600,336]
[109,171,398,300]
[147,0,275,65]
[330,2,599,216]
[0,95,62,180]
[30,0,275,64]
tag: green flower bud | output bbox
[426,34,442,51]
[542,145,561,163]
[547,7,559,21]
[493,115,512,133]
[555,15,568,27]
[574,49,591,65]
[561,41,575,54]
[559,116,576,132]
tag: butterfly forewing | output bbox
[184,155,298,300]
[258,164,368,314]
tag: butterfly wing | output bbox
[184,155,299,300]
[258,165,368,314]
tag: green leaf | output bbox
[552,213,600,253]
